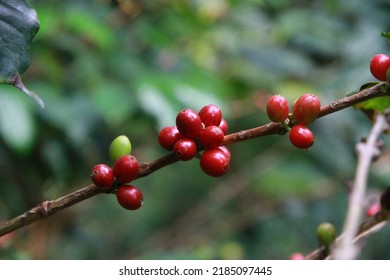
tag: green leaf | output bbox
[381,31,390,43]
[0,88,36,154]
[0,0,43,107]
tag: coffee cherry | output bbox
[198,104,223,127]
[289,124,314,149]
[219,118,228,134]
[116,185,143,210]
[200,148,230,177]
[316,222,336,247]
[113,155,140,183]
[158,126,182,150]
[176,108,203,139]
[200,125,225,149]
[370,54,390,81]
[289,252,305,260]
[366,203,381,217]
[217,146,231,159]
[90,164,115,190]
[109,135,132,162]
[266,95,289,123]
[292,94,321,125]
[173,138,197,161]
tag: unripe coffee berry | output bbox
[316,222,336,247]
[266,95,289,123]
[173,139,197,161]
[109,135,132,162]
[116,185,143,210]
[91,164,115,190]
[292,93,321,125]
[113,155,140,183]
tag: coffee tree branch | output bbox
[0,82,389,238]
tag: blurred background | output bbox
[0,0,390,259]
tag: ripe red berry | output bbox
[200,125,225,149]
[173,138,197,161]
[116,185,143,210]
[113,155,140,183]
[266,95,289,123]
[289,124,314,149]
[176,108,203,139]
[289,252,305,260]
[370,54,390,81]
[366,203,381,217]
[217,146,231,159]
[198,104,223,127]
[158,126,182,150]
[200,148,230,177]
[292,94,321,125]
[219,118,228,134]
[91,164,115,190]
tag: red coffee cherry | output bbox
[158,126,182,150]
[113,155,140,183]
[219,118,228,134]
[90,164,115,190]
[370,53,390,81]
[198,104,223,127]
[173,138,197,161]
[200,148,230,177]
[289,124,314,149]
[217,146,231,159]
[266,95,289,123]
[366,203,381,217]
[292,94,321,125]
[116,185,143,210]
[199,125,225,149]
[289,252,305,260]
[176,108,203,139]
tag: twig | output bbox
[332,114,388,259]
[0,82,388,237]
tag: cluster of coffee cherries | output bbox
[90,135,143,211]
[158,104,231,177]
[370,53,390,81]
[266,93,321,150]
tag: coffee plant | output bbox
[1,0,390,259]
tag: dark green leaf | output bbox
[0,0,43,106]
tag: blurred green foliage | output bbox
[0,0,390,259]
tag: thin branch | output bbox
[0,184,104,237]
[0,82,388,237]
[333,114,388,259]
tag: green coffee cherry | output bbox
[316,222,336,247]
[109,135,132,162]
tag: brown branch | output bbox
[0,82,388,237]
[0,184,104,237]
